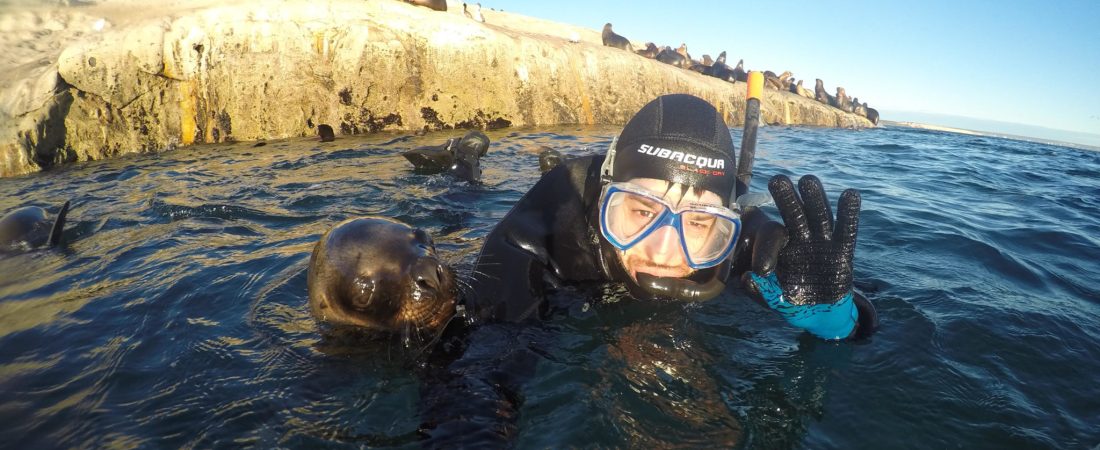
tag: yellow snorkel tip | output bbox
[747,71,764,101]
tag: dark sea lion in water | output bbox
[450,130,487,183]
[401,130,490,183]
[601,23,633,51]
[635,42,659,59]
[405,0,446,11]
[318,124,335,142]
[307,217,458,343]
[0,201,70,253]
[536,146,563,174]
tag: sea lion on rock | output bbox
[307,217,458,341]
[778,71,793,90]
[0,201,70,254]
[656,46,688,68]
[834,87,853,112]
[865,105,880,125]
[764,71,789,90]
[852,98,867,117]
[401,130,490,183]
[791,80,815,99]
[705,52,739,82]
[676,43,691,62]
[405,0,446,11]
[635,42,659,59]
[601,23,633,51]
[731,59,748,82]
[815,79,835,106]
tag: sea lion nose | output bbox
[411,257,442,292]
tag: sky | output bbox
[495,0,1100,146]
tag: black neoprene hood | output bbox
[611,94,736,205]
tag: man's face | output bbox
[613,178,725,281]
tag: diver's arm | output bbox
[466,221,559,323]
[464,156,604,323]
[741,174,878,340]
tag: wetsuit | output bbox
[465,154,608,323]
[463,154,877,338]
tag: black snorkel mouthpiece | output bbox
[634,270,727,301]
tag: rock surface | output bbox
[0,0,872,178]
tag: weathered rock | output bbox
[0,0,872,178]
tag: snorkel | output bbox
[597,81,762,302]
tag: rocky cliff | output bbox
[0,0,872,178]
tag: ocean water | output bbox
[1,124,1098,449]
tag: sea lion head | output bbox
[308,217,458,344]
[0,201,69,253]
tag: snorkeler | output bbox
[464,93,877,339]
[308,93,876,342]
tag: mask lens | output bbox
[680,211,738,266]
[600,183,741,268]
[603,190,666,246]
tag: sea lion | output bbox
[865,105,880,125]
[701,54,713,66]
[405,0,446,11]
[0,201,70,253]
[731,59,748,82]
[815,79,835,106]
[318,124,335,142]
[536,146,563,174]
[703,51,733,81]
[688,60,708,74]
[791,80,815,99]
[601,23,633,51]
[401,130,490,183]
[834,87,853,112]
[778,71,793,90]
[764,71,786,90]
[656,46,688,68]
[852,98,867,117]
[307,216,458,343]
[635,42,659,59]
[676,43,691,62]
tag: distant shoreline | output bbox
[881,120,1100,152]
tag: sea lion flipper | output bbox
[48,200,70,247]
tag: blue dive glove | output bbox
[749,272,857,339]
[742,174,874,340]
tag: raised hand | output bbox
[742,174,875,340]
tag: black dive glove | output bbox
[742,174,874,340]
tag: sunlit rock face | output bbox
[0,0,871,177]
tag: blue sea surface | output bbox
[1,124,1098,449]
